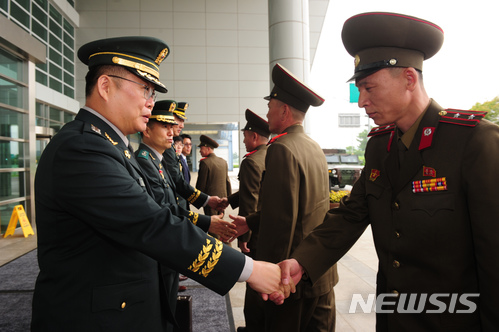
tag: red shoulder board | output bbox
[243,149,257,158]
[368,124,395,137]
[439,109,487,127]
[267,132,288,146]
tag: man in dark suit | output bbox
[180,134,192,184]
[227,109,270,332]
[135,102,237,331]
[277,12,499,331]
[31,36,284,331]
[231,64,338,331]
[196,135,232,216]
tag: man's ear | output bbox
[405,67,418,91]
[96,75,111,101]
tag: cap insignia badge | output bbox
[155,48,169,65]
[354,55,360,67]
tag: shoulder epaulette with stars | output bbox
[137,150,149,160]
[368,124,395,137]
[438,109,487,127]
[267,132,288,145]
[243,149,257,158]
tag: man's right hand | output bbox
[238,241,250,253]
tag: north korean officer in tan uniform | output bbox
[227,109,270,332]
[277,12,499,331]
[32,36,283,332]
[231,63,338,332]
[196,135,232,216]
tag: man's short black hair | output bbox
[181,134,192,140]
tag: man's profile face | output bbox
[182,137,192,155]
[242,130,257,152]
[199,146,211,157]
[109,72,156,136]
[356,68,409,127]
[173,115,185,136]
[266,98,284,134]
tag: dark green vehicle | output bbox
[326,153,363,189]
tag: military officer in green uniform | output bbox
[196,135,233,216]
[227,109,270,332]
[32,36,283,331]
[231,64,338,331]
[277,12,499,331]
[162,102,228,212]
[135,102,238,331]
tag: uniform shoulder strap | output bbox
[368,124,395,137]
[438,109,487,127]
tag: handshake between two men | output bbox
[207,198,306,305]
[228,213,306,305]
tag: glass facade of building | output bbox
[0,47,29,233]
[0,0,76,233]
[0,0,76,98]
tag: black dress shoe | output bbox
[236,327,248,332]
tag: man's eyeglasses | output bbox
[108,75,157,101]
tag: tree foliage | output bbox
[471,96,499,125]
[345,129,368,165]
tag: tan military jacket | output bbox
[246,124,338,298]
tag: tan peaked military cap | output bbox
[264,63,324,113]
[242,109,270,137]
[198,135,219,149]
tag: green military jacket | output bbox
[32,109,245,331]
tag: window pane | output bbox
[49,107,61,121]
[36,69,47,85]
[0,171,27,200]
[49,77,62,92]
[64,71,73,85]
[64,112,74,122]
[63,45,73,61]
[34,0,47,11]
[32,18,48,42]
[0,48,23,81]
[0,107,26,138]
[16,0,30,11]
[0,0,8,14]
[0,78,24,108]
[49,62,62,79]
[32,3,47,24]
[49,18,62,39]
[0,141,26,167]
[63,18,74,36]
[64,85,74,98]
[49,4,62,25]
[49,33,62,52]
[10,3,30,29]
[63,58,73,73]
